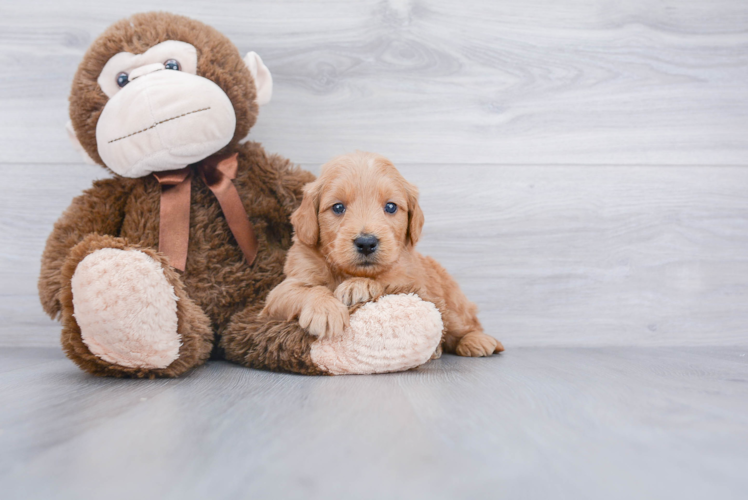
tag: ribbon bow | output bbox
[153,153,258,271]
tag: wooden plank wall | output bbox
[1,0,747,347]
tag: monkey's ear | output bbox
[65,121,96,165]
[243,51,273,106]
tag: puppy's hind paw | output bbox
[455,332,504,357]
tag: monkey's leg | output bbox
[59,234,213,378]
[221,294,443,376]
[221,303,329,375]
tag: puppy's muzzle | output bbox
[354,234,379,256]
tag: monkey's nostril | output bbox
[354,235,379,256]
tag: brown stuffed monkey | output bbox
[39,12,443,378]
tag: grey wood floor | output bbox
[1,0,747,498]
[2,347,748,500]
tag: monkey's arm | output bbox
[38,178,131,319]
[265,153,315,217]
[235,142,314,217]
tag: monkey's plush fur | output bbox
[39,12,327,377]
[40,12,446,377]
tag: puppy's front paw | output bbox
[299,296,350,339]
[334,278,384,307]
[455,332,504,357]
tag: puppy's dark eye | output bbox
[332,203,346,215]
[164,59,180,71]
[116,72,129,88]
[384,202,398,214]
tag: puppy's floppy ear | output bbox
[291,179,322,246]
[404,180,424,246]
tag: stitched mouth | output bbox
[108,107,211,144]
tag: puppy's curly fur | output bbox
[263,151,504,357]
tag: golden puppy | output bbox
[262,151,503,357]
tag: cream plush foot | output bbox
[310,294,443,375]
[70,248,181,369]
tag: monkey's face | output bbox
[68,13,272,178]
[95,40,238,177]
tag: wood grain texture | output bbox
[3,162,747,347]
[1,0,748,165]
[1,347,747,500]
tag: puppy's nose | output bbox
[354,234,379,256]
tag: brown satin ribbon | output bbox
[153,153,258,272]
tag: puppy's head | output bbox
[291,151,424,277]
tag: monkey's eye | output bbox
[164,59,181,71]
[116,72,129,88]
[384,202,398,214]
[332,203,346,215]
